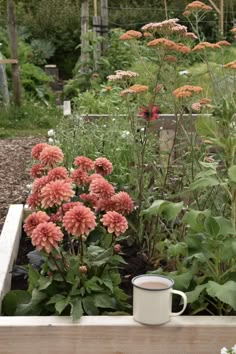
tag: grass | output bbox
[0,101,63,138]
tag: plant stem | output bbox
[49,254,67,282]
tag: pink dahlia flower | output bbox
[94,157,113,176]
[73,156,94,171]
[32,176,49,194]
[89,178,115,199]
[31,221,63,253]
[39,146,64,167]
[63,205,96,237]
[71,168,89,186]
[41,180,75,208]
[30,163,45,179]
[31,143,49,160]
[89,173,104,183]
[47,167,68,181]
[96,198,116,212]
[111,192,134,215]
[101,211,128,236]
[26,192,41,209]
[24,211,50,236]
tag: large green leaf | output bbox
[55,298,69,314]
[185,284,207,303]
[2,290,31,316]
[183,209,210,232]
[228,165,236,183]
[94,294,116,309]
[142,200,183,221]
[204,216,220,237]
[189,176,219,191]
[195,115,218,138]
[207,281,236,310]
[70,299,83,320]
[168,271,192,291]
[82,296,99,315]
[38,276,52,290]
[28,264,40,292]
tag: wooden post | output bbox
[80,0,89,72]
[93,16,102,71]
[7,0,21,106]
[164,0,168,19]
[0,51,10,107]
[101,0,108,54]
[219,0,224,36]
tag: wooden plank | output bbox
[0,205,23,312]
[159,129,175,166]
[0,316,236,354]
[0,58,18,64]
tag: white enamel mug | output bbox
[132,274,187,325]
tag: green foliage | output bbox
[0,102,62,137]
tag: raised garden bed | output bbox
[0,205,236,354]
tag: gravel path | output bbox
[0,136,45,233]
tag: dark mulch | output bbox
[0,136,45,233]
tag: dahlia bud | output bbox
[114,244,122,253]
[79,265,88,274]
[81,235,87,241]
[47,271,53,276]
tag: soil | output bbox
[0,136,45,233]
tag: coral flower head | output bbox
[24,211,50,236]
[71,168,89,186]
[31,143,49,160]
[111,192,134,215]
[30,163,45,179]
[89,178,115,199]
[119,30,142,40]
[94,157,113,176]
[47,167,68,181]
[73,156,94,171]
[41,180,75,208]
[39,146,64,167]
[31,222,63,253]
[101,211,128,237]
[63,205,96,237]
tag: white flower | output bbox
[140,127,145,132]
[26,184,32,191]
[47,129,55,137]
[69,168,75,173]
[221,347,229,354]
[103,125,107,128]
[121,130,130,138]
[179,70,189,76]
[231,345,236,353]
[112,118,116,121]
[48,138,54,144]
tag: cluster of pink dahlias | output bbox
[24,143,134,254]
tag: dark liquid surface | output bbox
[139,281,167,290]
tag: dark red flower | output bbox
[139,105,159,121]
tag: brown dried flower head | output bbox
[120,84,148,96]
[224,61,236,70]
[185,1,212,11]
[173,85,203,98]
[192,42,221,51]
[142,18,187,36]
[164,55,177,63]
[119,30,142,40]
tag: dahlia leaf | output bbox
[70,299,83,320]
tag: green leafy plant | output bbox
[2,143,133,319]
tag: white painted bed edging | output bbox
[0,205,236,354]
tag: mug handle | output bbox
[171,289,187,316]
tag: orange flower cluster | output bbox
[119,30,142,40]
[120,84,148,96]
[173,85,203,98]
[217,40,231,47]
[224,61,236,70]
[199,98,211,105]
[175,43,191,54]
[185,1,212,11]
[147,38,177,49]
[230,27,236,33]
[192,42,221,51]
